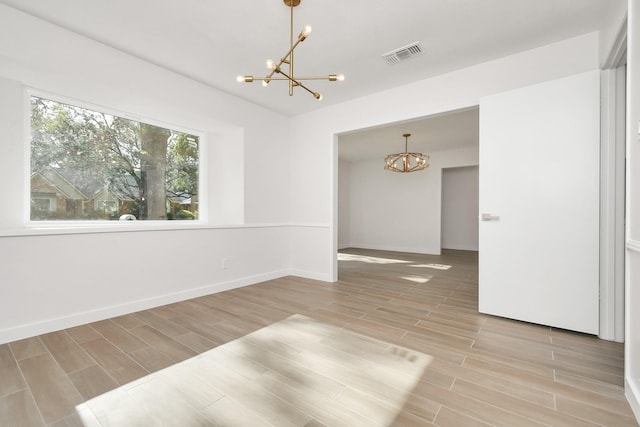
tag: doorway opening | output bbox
[335,107,479,283]
[441,166,479,252]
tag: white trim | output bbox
[348,243,442,255]
[331,133,339,282]
[442,244,481,252]
[288,269,333,283]
[599,67,627,343]
[0,269,292,345]
[626,379,640,423]
[288,223,331,229]
[604,16,628,69]
[0,222,316,238]
[23,87,31,226]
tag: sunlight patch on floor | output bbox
[75,314,433,426]
[410,263,452,270]
[401,276,431,283]
[338,253,411,264]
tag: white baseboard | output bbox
[0,270,290,345]
[288,269,333,282]
[442,244,479,251]
[627,378,640,424]
[347,243,442,255]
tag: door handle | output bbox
[481,213,500,221]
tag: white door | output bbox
[478,71,600,334]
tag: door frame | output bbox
[600,19,627,342]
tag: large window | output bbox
[30,96,200,221]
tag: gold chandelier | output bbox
[384,134,429,173]
[236,0,344,101]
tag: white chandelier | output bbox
[384,134,429,173]
[236,0,344,101]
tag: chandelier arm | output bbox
[294,80,321,99]
[257,76,338,81]
[262,30,310,84]
[269,69,321,99]
[289,0,294,96]
[268,38,302,82]
[273,68,299,86]
[265,68,278,81]
[278,37,306,66]
[292,76,339,81]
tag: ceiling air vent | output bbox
[382,42,423,65]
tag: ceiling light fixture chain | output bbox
[384,133,429,173]
[237,0,344,101]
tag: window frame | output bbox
[25,89,207,231]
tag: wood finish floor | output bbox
[0,248,637,426]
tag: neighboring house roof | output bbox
[55,167,117,199]
[31,166,139,201]
[31,167,87,200]
[92,187,123,202]
[31,167,192,204]
[104,173,139,201]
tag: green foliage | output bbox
[30,96,199,220]
[174,209,196,220]
[167,133,199,199]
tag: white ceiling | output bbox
[1,0,624,117]
[2,0,624,160]
[339,107,479,162]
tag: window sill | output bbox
[0,222,279,237]
[0,222,328,238]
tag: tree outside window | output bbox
[30,96,200,221]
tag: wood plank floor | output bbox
[0,248,637,426]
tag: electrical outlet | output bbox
[221,258,229,270]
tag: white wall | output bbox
[442,166,479,251]
[626,0,640,420]
[337,160,351,249]
[0,226,292,344]
[341,147,477,254]
[0,5,294,344]
[289,32,601,281]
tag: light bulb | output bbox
[313,92,323,101]
[266,59,276,71]
[336,73,345,82]
[237,75,253,83]
[262,80,270,87]
[236,75,245,83]
[299,25,312,41]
